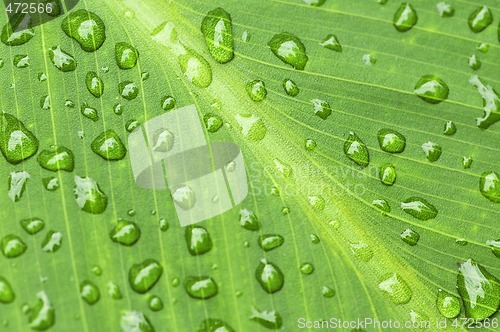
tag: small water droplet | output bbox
[26,291,55,330]
[246,80,267,102]
[462,156,473,169]
[80,280,100,305]
[436,2,454,17]
[414,75,449,104]
[479,171,500,203]
[239,208,260,231]
[400,228,419,246]
[350,241,373,262]
[250,306,282,329]
[401,197,438,220]
[436,289,460,318]
[37,146,74,172]
[8,171,30,202]
[185,226,213,255]
[1,14,34,46]
[304,138,316,151]
[311,99,332,120]
[20,218,45,235]
[120,311,154,332]
[377,128,406,153]
[48,46,77,72]
[43,177,59,191]
[443,121,456,135]
[310,234,320,244]
[468,6,493,33]
[184,276,218,299]
[300,263,314,275]
[486,239,500,258]
[92,265,102,276]
[113,103,124,115]
[65,100,75,108]
[468,75,500,130]
[242,31,250,42]
[204,113,223,133]
[129,259,163,294]
[308,195,325,211]
[456,238,468,246]
[85,71,104,98]
[255,259,284,294]
[380,163,396,186]
[80,102,99,121]
[160,95,176,111]
[477,43,489,53]
[468,54,481,71]
[198,318,235,332]
[268,32,308,70]
[110,220,141,246]
[201,8,234,64]
[159,218,169,231]
[362,53,376,66]
[126,119,140,132]
[319,34,342,52]
[41,230,62,253]
[421,141,442,162]
[273,158,293,177]
[322,285,335,298]
[0,112,39,164]
[234,114,267,141]
[61,10,106,52]
[283,79,300,97]
[148,295,163,312]
[74,176,108,214]
[372,199,391,213]
[172,185,196,210]
[119,81,139,100]
[378,273,412,304]
[115,42,139,69]
[91,130,127,160]
[38,72,47,82]
[281,207,290,215]
[107,281,122,300]
[141,72,149,81]
[344,131,370,167]
[13,54,29,68]
[0,276,15,303]
[393,3,418,32]
[39,95,51,110]
[258,235,284,251]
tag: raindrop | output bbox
[393,3,418,32]
[436,289,460,318]
[255,259,284,293]
[258,234,284,251]
[400,228,419,246]
[377,128,406,153]
[436,2,454,17]
[378,273,412,304]
[379,163,396,186]
[110,220,141,246]
[74,176,108,214]
[41,230,62,253]
[246,80,267,102]
[91,130,127,160]
[204,113,223,133]
[268,32,308,70]
[0,113,39,164]
[120,311,154,332]
[250,306,282,329]
[48,46,77,72]
[311,99,332,120]
[283,79,300,97]
[414,75,449,104]
[119,81,139,100]
[115,42,139,69]
[80,280,100,305]
[85,71,104,98]
[184,276,218,299]
[37,146,74,172]
[20,218,45,235]
[201,7,234,64]
[468,6,493,33]
[239,208,260,231]
[319,34,342,52]
[443,121,456,135]
[344,131,370,167]
[129,259,163,294]
[421,141,442,162]
[1,234,27,258]
[61,10,106,52]
[479,171,500,203]
[401,197,438,220]
[185,226,213,255]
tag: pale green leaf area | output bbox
[0,0,500,331]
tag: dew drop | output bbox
[126,120,140,133]
[468,54,481,71]
[380,163,396,186]
[350,241,373,262]
[148,295,163,312]
[436,2,454,17]
[201,7,234,64]
[250,306,282,329]
[311,99,332,120]
[129,259,163,294]
[107,281,122,300]
[246,80,267,102]
[436,289,460,318]
[115,42,139,69]
[258,234,284,251]
[319,34,342,52]
[393,3,418,32]
[443,121,456,135]
[486,239,500,258]
[414,75,449,104]
[61,10,106,52]
[468,75,500,130]
[1,14,34,46]
[400,228,419,246]
[185,226,213,255]
[372,199,391,213]
[120,311,154,332]
[119,81,139,100]
[268,32,308,70]
[113,103,124,115]
[300,263,314,275]
[283,79,300,97]
[13,54,29,68]
[479,171,500,203]
[80,102,99,122]
[160,96,176,111]
[322,286,335,298]
[239,208,260,231]
[377,128,406,153]
[48,46,77,72]
[305,138,316,151]
[37,146,74,172]
[74,176,108,214]
[91,130,127,160]
[40,95,50,110]
[85,71,104,98]
[110,220,141,246]
[42,177,59,191]
[20,218,45,235]
[462,156,473,169]
[184,276,218,299]
[27,291,55,330]
[204,113,223,133]
[255,259,284,294]
[172,185,196,210]
[234,114,267,141]
[401,197,438,220]
[378,273,412,304]
[41,230,62,253]
[344,131,370,167]
[308,195,325,211]
[1,234,27,258]
[198,318,235,332]
[80,280,100,305]
[468,6,493,33]
[421,141,442,162]
[0,113,39,164]
[8,171,30,202]
[0,276,15,303]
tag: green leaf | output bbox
[1,0,500,330]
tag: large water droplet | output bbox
[1,234,27,258]
[319,34,342,52]
[250,306,282,329]
[129,259,163,294]
[201,8,234,64]
[457,259,500,319]
[246,80,267,102]
[185,226,213,255]
[115,42,139,69]
[258,235,284,251]
[239,208,260,231]
[377,128,406,153]
[0,113,39,164]
[91,130,127,160]
[80,280,100,305]
[8,171,30,202]
[86,72,104,98]
[344,131,370,167]
[110,220,141,246]
[0,276,15,303]
[1,14,34,46]
[74,176,108,214]
[184,276,218,299]
[119,81,139,100]
[401,197,438,220]
[468,6,493,33]
[255,259,284,293]
[480,172,500,203]
[468,75,500,130]
[378,273,412,304]
[421,141,442,162]
[268,32,308,70]
[393,3,418,32]
[41,230,62,253]
[20,218,45,235]
[27,291,55,330]
[61,10,106,52]
[48,46,77,72]
[283,79,299,97]
[120,311,154,332]
[414,75,449,104]
[436,289,460,318]
[37,146,74,172]
[400,228,419,246]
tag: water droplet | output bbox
[258,235,284,251]
[127,209,136,217]
[159,219,169,231]
[436,289,460,318]
[322,285,335,298]
[38,73,47,82]
[344,131,370,167]
[283,79,299,97]
[41,230,62,253]
[270,186,280,196]
[48,46,77,72]
[350,241,373,262]
[113,103,124,115]
[300,263,314,275]
[100,66,109,73]
[468,75,500,130]
[421,141,442,162]
[172,185,195,210]
[400,228,419,246]
[242,31,250,42]
[457,259,500,319]
[246,80,267,102]
[477,43,489,53]
[148,295,163,312]
[393,3,418,32]
[250,306,282,329]
[40,95,50,110]
[0,59,4,68]
[443,121,456,135]
[126,120,140,132]
[107,281,122,299]
[20,218,45,235]
[319,34,342,52]
[120,311,154,332]
[110,220,141,246]
[185,226,213,255]
[303,0,325,6]
[129,259,163,294]
[281,207,290,215]
[171,277,180,287]
[115,42,139,69]
[468,6,493,33]
[378,273,412,304]
[468,54,481,71]
[362,53,376,66]
[372,199,391,213]
[462,156,473,169]
[198,318,235,332]
[74,176,108,214]
[311,99,332,120]
[80,280,100,305]
[91,130,127,160]
[308,195,325,211]
[1,234,27,258]
[304,138,316,151]
[273,158,293,178]
[380,163,396,186]
[201,8,234,64]
[92,265,102,276]
[160,96,176,111]
[86,71,104,98]
[27,291,55,330]
[13,54,29,68]
[414,75,449,104]
[377,128,406,153]
[310,234,320,244]
[255,259,284,293]
[42,177,59,191]
[436,2,454,17]
[65,100,75,108]
[401,197,438,220]
[456,238,468,246]
[480,171,500,203]
[37,146,74,172]
[0,276,15,303]
[204,113,223,133]
[0,113,39,164]
[184,276,218,299]
[61,10,106,52]
[268,32,308,70]
[119,81,139,100]
[239,208,260,231]
[234,114,267,141]
[1,14,34,46]
[8,171,30,202]
[141,72,149,81]
[80,102,99,121]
